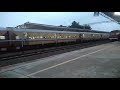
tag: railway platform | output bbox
[0,41,120,78]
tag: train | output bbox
[109,30,120,41]
[0,26,110,52]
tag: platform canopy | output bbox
[102,12,120,23]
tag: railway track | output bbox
[0,40,110,67]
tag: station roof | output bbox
[102,12,120,23]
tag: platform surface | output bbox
[0,41,120,78]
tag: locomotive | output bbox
[0,26,110,51]
[109,30,120,41]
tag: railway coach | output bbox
[0,28,10,51]
[8,28,80,45]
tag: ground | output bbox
[0,41,120,78]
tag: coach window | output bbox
[40,36,43,39]
[33,37,35,39]
[16,36,20,40]
[112,33,115,35]
[37,36,39,39]
[43,36,45,38]
[82,34,85,38]
[28,37,32,39]
[0,36,5,39]
[58,36,60,38]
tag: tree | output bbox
[83,24,92,30]
[69,21,81,28]
[69,21,92,30]
[59,25,63,27]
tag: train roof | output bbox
[9,28,108,34]
[111,30,120,32]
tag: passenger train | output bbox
[0,27,110,51]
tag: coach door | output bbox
[118,34,120,40]
[8,30,16,40]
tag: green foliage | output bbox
[69,21,92,30]
[84,24,92,30]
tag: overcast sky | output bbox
[0,12,120,32]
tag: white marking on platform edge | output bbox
[20,46,112,78]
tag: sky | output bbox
[0,12,120,32]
